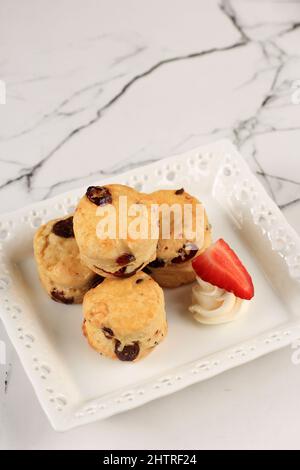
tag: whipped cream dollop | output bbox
[189,277,249,325]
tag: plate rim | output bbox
[1,138,300,431]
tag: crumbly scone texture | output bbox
[147,224,211,288]
[34,216,98,304]
[74,184,158,278]
[149,188,211,264]
[147,260,196,288]
[83,272,167,361]
[147,224,212,287]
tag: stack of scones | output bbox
[34,184,211,362]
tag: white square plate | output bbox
[1,140,300,431]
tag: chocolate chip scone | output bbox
[73,184,158,278]
[145,188,212,288]
[82,272,167,362]
[34,215,103,304]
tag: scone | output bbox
[73,184,158,278]
[34,215,104,304]
[82,272,167,361]
[144,261,197,288]
[145,188,212,288]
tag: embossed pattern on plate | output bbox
[0,140,300,430]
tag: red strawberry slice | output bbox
[192,239,254,300]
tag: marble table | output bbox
[0,0,300,450]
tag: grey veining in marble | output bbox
[0,0,300,449]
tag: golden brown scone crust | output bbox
[83,272,167,361]
[147,189,212,287]
[34,215,101,304]
[147,260,196,288]
[74,184,158,278]
[146,228,211,288]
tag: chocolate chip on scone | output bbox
[34,215,100,304]
[115,341,140,361]
[175,188,184,195]
[51,288,74,304]
[147,189,212,288]
[116,253,136,266]
[73,184,158,278]
[102,327,114,339]
[86,186,113,206]
[82,272,167,362]
[171,244,199,264]
[52,216,74,238]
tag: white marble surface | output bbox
[0,0,300,450]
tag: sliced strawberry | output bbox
[192,239,254,300]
